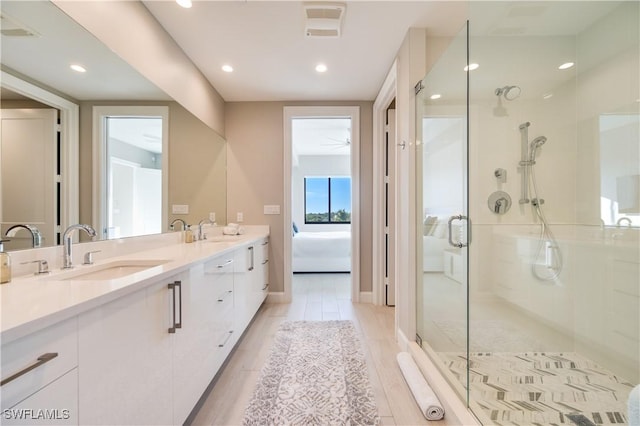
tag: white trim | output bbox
[0,71,79,236]
[373,61,397,306]
[92,106,169,240]
[283,106,360,304]
[359,291,372,304]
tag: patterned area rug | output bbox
[439,351,634,425]
[243,320,380,425]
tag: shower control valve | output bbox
[531,198,545,207]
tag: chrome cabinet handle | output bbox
[262,259,269,265]
[168,280,182,333]
[216,259,233,269]
[248,246,254,271]
[261,241,268,246]
[447,215,471,248]
[1,353,58,386]
[218,330,233,348]
[262,283,269,291]
[217,290,233,302]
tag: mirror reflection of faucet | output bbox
[170,219,187,231]
[616,217,632,228]
[5,224,43,248]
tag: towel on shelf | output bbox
[396,352,445,421]
[630,384,640,426]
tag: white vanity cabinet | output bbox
[77,276,177,425]
[233,238,269,332]
[172,252,235,425]
[3,232,269,426]
[1,317,78,425]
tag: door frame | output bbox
[0,70,79,235]
[283,106,360,303]
[373,61,397,306]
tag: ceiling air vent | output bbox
[0,13,39,37]
[304,2,345,38]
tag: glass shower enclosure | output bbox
[416,2,639,424]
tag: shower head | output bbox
[531,136,547,149]
[495,85,521,101]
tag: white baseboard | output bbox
[359,291,372,303]
[397,328,410,352]
[266,292,286,303]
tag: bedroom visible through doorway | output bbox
[283,106,360,304]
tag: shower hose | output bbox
[529,153,563,281]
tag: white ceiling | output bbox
[292,118,352,157]
[142,1,467,102]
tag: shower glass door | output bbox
[415,21,470,404]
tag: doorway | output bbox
[283,106,360,304]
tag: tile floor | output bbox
[190,273,453,425]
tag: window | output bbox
[304,177,351,223]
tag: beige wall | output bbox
[225,101,373,294]
[79,101,227,231]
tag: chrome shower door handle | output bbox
[447,215,471,248]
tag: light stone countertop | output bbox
[0,227,269,344]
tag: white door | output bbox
[0,108,57,249]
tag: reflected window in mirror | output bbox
[93,106,169,240]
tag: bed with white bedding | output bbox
[292,231,351,272]
[422,216,454,272]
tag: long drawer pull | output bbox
[218,330,234,348]
[248,246,254,271]
[1,353,58,387]
[217,290,233,302]
[216,259,233,269]
[262,259,269,265]
[168,281,182,333]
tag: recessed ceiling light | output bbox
[70,64,86,73]
[222,65,234,73]
[430,94,442,100]
[315,63,328,73]
[176,0,192,8]
[558,62,574,70]
[464,63,479,72]
[542,93,553,99]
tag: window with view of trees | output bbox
[304,177,351,224]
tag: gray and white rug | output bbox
[243,320,380,426]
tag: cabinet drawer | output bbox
[1,318,78,410]
[3,368,78,425]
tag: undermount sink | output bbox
[49,259,170,281]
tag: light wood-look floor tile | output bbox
[190,273,454,426]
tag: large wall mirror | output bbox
[1,0,227,251]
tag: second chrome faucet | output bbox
[62,224,96,269]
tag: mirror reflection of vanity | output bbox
[1,0,227,252]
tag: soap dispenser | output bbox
[185,225,194,243]
[0,239,11,284]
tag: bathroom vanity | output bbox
[0,227,269,425]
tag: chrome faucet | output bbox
[62,224,96,269]
[197,219,216,240]
[5,224,43,248]
[170,219,187,231]
[616,217,632,227]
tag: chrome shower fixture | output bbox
[495,85,521,101]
